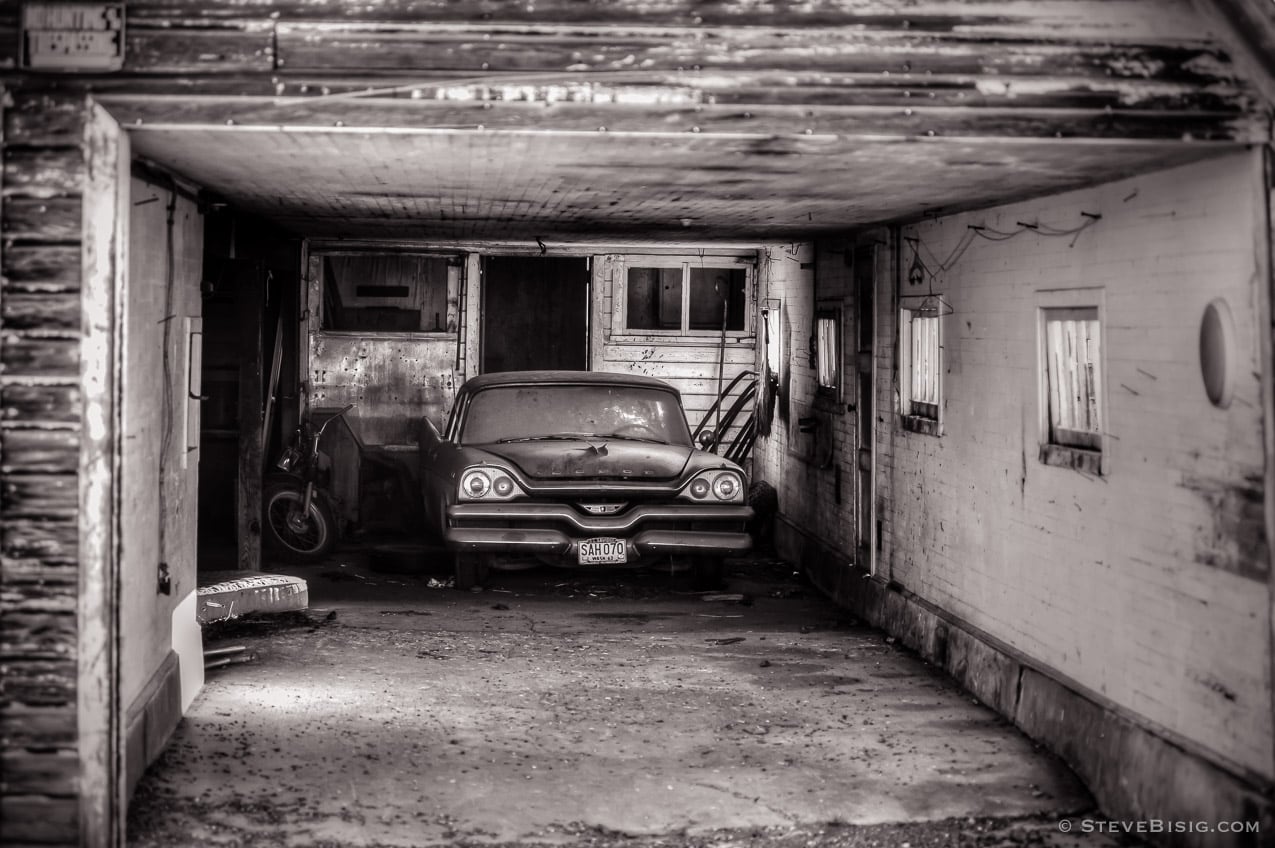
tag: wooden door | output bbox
[482,256,589,372]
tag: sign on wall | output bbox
[20,3,124,71]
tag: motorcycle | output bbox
[263,403,354,561]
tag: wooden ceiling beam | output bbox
[28,0,1244,38]
[101,94,1265,143]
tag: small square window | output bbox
[815,307,841,395]
[625,267,682,330]
[689,268,746,331]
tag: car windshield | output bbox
[460,384,693,447]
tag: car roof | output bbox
[461,370,680,395]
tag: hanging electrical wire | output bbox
[900,211,1102,317]
[909,211,1104,281]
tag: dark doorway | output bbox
[482,256,589,372]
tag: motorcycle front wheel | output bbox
[264,483,337,561]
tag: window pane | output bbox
[322,254,450,332]
[688,267,746,331]
[910,314,939,409]
[817,315,839,388]
[626,267,682,330]
[1045,312,1101,446]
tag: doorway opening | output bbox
[481,256,589,373]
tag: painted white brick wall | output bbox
[759,149,1272,781]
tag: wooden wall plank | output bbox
[0,385,82,425]
[2,245,81,291]
[124,28,275,74]
[116,0,1227,39]
[0,704,76,748]
[0,567,77,614]
[2,149,86,199]
[0,612,76,660]
[0,659,76,705]
[1,293,81,332]
[1,474,78,520]
[0,796,78,843]
[0,750,78,796]
[273,24,1238,85]
[3,197,83,243]
[1,520,79,564]
[3,94,85,147]
[0,336,80,378]
[0,429,79,474]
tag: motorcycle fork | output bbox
[300,481,317,517]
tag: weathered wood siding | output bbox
[0,90,85,844]
[1,1,1265,147]
[0,2,1258,105]
[590,254,756,454]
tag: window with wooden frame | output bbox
[815,305,842,398]
[899,307,941,434]
[1039,297,1105,473]
[318,251,455,334]
[617,257,751,337]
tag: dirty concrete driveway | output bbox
[128,554,1121,847]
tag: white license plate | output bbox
[578,538,627,565]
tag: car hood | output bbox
[473,439,695,481]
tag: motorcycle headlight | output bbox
[680,470,745,503]
[458,467,525,502]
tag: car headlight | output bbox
[458,467,525,502]
[680,470,745,503]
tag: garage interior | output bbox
[1,0,1275,845]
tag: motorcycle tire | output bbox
[263,482,337,561]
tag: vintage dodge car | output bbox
[419,370,753,589]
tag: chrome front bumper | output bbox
[445,501,753,558]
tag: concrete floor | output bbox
[128,552,1128,847]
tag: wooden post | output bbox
[80,102,128,847]
[236,262,263,571]
[1262,142,1275,785]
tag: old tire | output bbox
[263,484,337,562]
[454,552,491,591]
[691,556,726,591]
[747,480,779,551]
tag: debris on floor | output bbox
[196,572,309,625]
[203,645,256,671]
[701,593,748,603]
